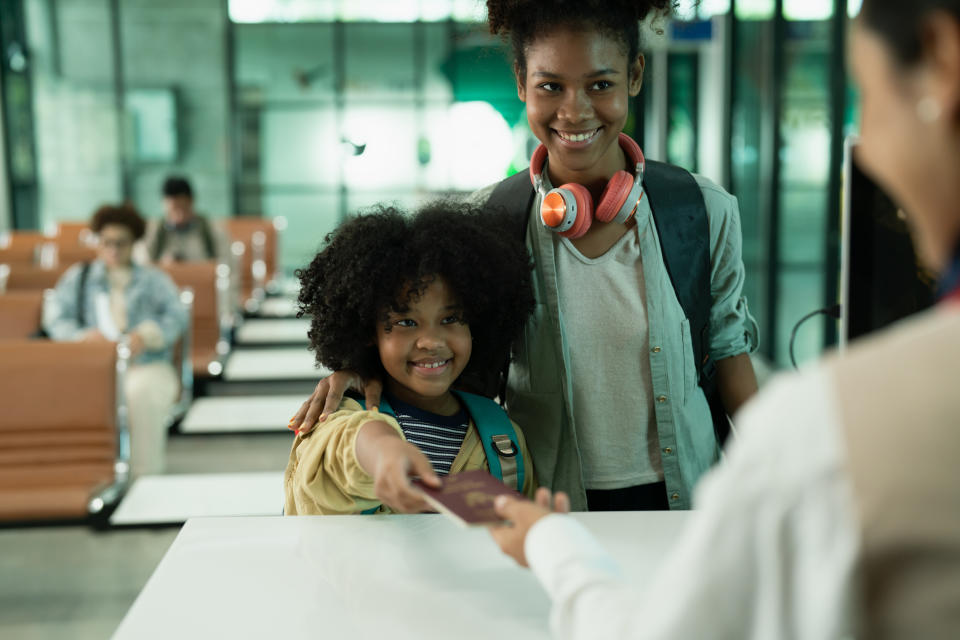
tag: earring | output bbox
[916,96,942,123]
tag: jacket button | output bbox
[657,395,667,403]
[652,346,661,353]
[663,447,672,455]
[671,493,680,501]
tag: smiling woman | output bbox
[474,0,761,512]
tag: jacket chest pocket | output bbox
[514,303,557,393]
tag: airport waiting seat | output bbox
[54,246,98,267]
[0,231,58,267]
[0,341,128,522]
[0,263,69,292]
[0,291,46,339]
[161,261,230,378]
[55,221,95,247]
[223,217,280,312]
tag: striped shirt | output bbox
[384,393,470,476]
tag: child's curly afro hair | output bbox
[296,199,535,389]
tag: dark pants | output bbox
[586,481,669,511]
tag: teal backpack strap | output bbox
[356,396,395,515]
[451,390,524,492]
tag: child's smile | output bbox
[376,277,471,415]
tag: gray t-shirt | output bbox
[555,227,662,489]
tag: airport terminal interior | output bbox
[0,0,920,637]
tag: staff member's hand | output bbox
[490,488,571,567]
[289,371,382,435]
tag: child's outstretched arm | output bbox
[283,397,442,515]
[354,421,441,513]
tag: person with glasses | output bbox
[44,203,187,477]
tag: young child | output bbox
[284,200,538,515]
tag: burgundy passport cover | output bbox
[412,469,522,527]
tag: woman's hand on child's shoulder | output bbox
[288,371,382,435]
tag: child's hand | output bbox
[355,420,441,513]
[489,488,571,567]
[370,438,442,513]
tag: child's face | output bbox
[516,27,643,182]
[376,277,471,410]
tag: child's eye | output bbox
[442,314,465,325]
[394,318,416,328]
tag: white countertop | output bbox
[113,511,691,640]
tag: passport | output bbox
[411,469,523,527]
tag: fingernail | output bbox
[318,414,328,423]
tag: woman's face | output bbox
[850,19,960,271]
[517,27,643,184]
[97,224,135,268]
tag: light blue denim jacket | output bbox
[43,260,187,366]
[477,173,758,511]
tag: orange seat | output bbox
[1,264,70,291]
[54,245,98,267]
[161,261,225,378]
[0,341,123,522]
[56,221,96,247]
[223,217,279,308]
[0,231,57,266]
[0,291,46,339]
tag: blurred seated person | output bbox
[141,175,229,265]
[44,203,187,476]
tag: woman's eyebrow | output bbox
[531,68,621,79]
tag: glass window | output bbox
[784,0,833,21]
[735,0,774,21]
[235,24,335,103]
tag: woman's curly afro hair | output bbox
[296,200,536,387]
[89,202,147,240]
[487,0,678,78]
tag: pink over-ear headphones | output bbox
[530,133,646,239]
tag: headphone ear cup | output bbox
[595,170,635,223]
[558,183,594,239]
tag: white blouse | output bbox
[525,367,860,639]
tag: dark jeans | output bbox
[586,481,669,511]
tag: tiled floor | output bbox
[0,431,296,640]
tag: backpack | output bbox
[485,162,730,446]
[151,216,216,261]
[357,389,526,514]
